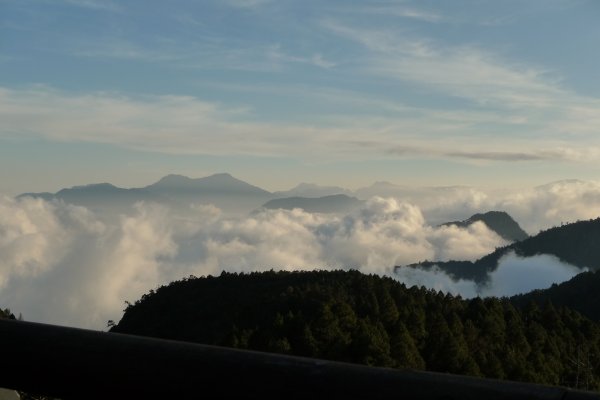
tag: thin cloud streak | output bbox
[361,5,444,23]
[2,85,599,164]
[385,144,600,163]
[322,19,600,139]
[222,0,273,9]
[323,19,563,107]
[41,0,122,12]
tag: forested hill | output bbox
[401,217,600,282]
[511,270,600,322]
[113,270,600,390]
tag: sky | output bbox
[2,0,600,195]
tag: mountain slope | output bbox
[18,173,273,215]
[398,217,600,282]
[142,173,273,214]
[18,183,160,213]
[262,194,363,213]
[112,269,600,389]
[144,173,270,196]
[511,270,600,321]
[441,211,528,242]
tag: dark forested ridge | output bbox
[511,270,600,322]
[113,270,600,390]
[441,211,529,242]
[0,308,15,320]
[400,217,600,282]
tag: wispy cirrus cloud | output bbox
[61,0,121,11]
[266,45,336,69]
[12,0,124,12]
[383,143,600,163]
[222,0,273,9]
[361,5,444,23]
[322,19,566,108]
[73,40,184,63]
[2,85,600,165]
[442,148,600,163]
[321,18,600,146]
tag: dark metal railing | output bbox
[0,319,598,399]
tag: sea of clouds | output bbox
[1,179,599,329]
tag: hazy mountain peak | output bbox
[371,181,397,188]
[158,173,190,180]
[150,173,242,187]
[211,172,233,178]
[150,174,194,187]
[57,182,120,194]
[145,173,271,197]
[273,182,352,198]
[442,210,528,242]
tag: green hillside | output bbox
[113,270,600,390]
[511,270,600,322]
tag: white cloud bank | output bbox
[0,188,594,330]
[0,196,510,329]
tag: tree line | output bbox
[113,269,600,391]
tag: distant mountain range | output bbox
[15,173,397,216]
[399,217,600,282]
[19,173,272,215]
[441,211,529,242]
[145,173,272,214]
[16,174,531,233]
[20,183,162,215]
[146,173,270,197]
[20,173,366,215]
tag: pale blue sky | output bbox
[1,0,600,194]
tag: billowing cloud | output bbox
[355,184,491,226]
[391,265,479,298]
[0,199,175,328]
[497,180,600,233]
[2,186,597,330]
[0,196,508,329]
[355,179,600,235]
